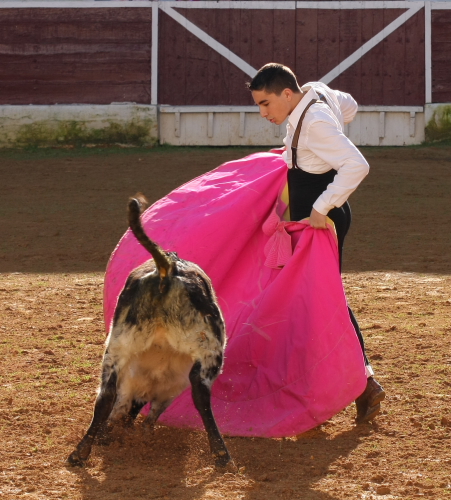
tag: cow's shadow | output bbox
[67,412,369,500]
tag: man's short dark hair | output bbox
[247,63,301,95]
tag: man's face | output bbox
[251,88,294,125]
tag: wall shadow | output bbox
[0,147,258,274]
[1,146,450,275]
[343,146,451,275]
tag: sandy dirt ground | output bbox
[0,145,451,500]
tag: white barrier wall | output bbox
[0,104,430,147]
[159,106,425,147]
[0,104,158,147]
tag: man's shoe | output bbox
[355,377,386,424]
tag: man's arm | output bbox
[335,90,358,124]
[305,118,369,221]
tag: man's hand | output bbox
[309,208,328,229]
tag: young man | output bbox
[248,62,385,423]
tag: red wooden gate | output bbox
[0,1,449,105]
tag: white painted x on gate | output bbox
[159,1,424,85]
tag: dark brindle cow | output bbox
[67,195,231,467]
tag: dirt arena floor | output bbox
[1,144,451,500]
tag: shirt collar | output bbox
[287,87,319,129]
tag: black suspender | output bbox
[291,93,329,170]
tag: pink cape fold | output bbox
[104,152,367,438]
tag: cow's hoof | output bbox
[214,452,235,470]
[66,451,85,467]
[216,459,237,473]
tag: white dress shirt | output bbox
[281,82,370,216]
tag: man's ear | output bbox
[283,88,294,101]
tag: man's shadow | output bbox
[233,422,368,500]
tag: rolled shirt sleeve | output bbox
[303,118,370,215]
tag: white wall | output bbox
[0,104,427,148]
[159,106,425,147]
[0,104,158,147]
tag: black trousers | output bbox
[287,167,369,366]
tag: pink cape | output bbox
[104,152,367,438]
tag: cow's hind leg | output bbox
[143,399,172,428]
[67,370,118,466]
[126,399,146,425]
[189,360,231,467]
